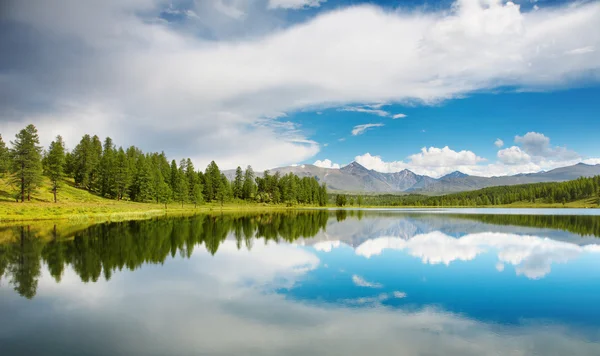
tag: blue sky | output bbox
[0,0,599,176]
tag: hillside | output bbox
[234,162,600,194]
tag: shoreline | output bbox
[1,200,597,224]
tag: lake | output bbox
[1,209,600,355]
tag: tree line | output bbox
[335,176,600,207]
[0,124,327,206]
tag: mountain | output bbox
[225,162,600,194]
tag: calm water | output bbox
[1,209,600,355]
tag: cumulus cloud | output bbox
[354,147,486,177]
[268,0,326,10]
[314,159,341,169]
[497,146,531,165]
[352,123,385,136]
[1,0,600,170]
[514,132,579,161]
[494,139,504,148]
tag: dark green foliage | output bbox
[233,166,243,199]
[0,134,9,175]
[114,147,129,200]
[98,137,116,198]
[350,176,600,207]
[2,124,331,206]
[242,165,256,200]
[204,161,221,202]
[335,194,347,207]
[43,135,66,202]
[9,124,43,202]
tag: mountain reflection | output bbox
[1,210,599,299]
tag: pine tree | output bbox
[216,173,232,207]
[204,161,221,201]
[129,155,153,202]
[242,165,256,200]
[72,135,93,189]
[98,137,116,198]
[185,158,197,201]
[0,134,9,175]
[43,135,66,203]
[192,183,204,208]
[10,124,43,202]
[233,166,243,199]
[114,147,129,200]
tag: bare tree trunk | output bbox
[53,187,57,203]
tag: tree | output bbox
[43,135,66,203]
[217,173,232,207]
[233,166,243,199]
[335,194,347,207]
[204,161,221,201]
[114,147,129,200]
[98,137,116,198]
[192,183,204,208]
[356,195,363,208]
[10,124,43,202]
[0,134,9,175]
[156,180,172,209]
[242,165,256,200]
[129,155,153,202]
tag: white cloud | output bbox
[339,106,390,117]
[339,105,406,120]
[494,139,504,148]
[352,123,385,136]
[409,146,486,167]
[354,147,486,177]
[497,146,531,165]
[314,159,341,169]
[1,0,600,170]
[268,0,326,10]
[354,231,600,279]
[352,275,383,288]
[514,132,579,161]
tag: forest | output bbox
[336,176,600,207]
[0,124,328,207]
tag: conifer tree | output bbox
[98,137,116,198]
[242,165,256,200]
[192,183,204,208]
[233,166,243,199]
[114,147,129,200]
[0,134,9,175]
[10,124,43,202]
[43,135,66,203]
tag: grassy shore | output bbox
[1,177,597,224]
[0,177,295,223]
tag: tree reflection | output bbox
[1,210,599,299]
[0,211,329,298]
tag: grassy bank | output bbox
[0,177,295,223]
[1,176,597,224]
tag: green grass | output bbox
[0,177,294,223]
[1,176,596,224]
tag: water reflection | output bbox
[1,210,600,355]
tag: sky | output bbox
[0,0,599,177]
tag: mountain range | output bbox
[225,162,600,195]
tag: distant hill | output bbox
[225,162,600,194]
